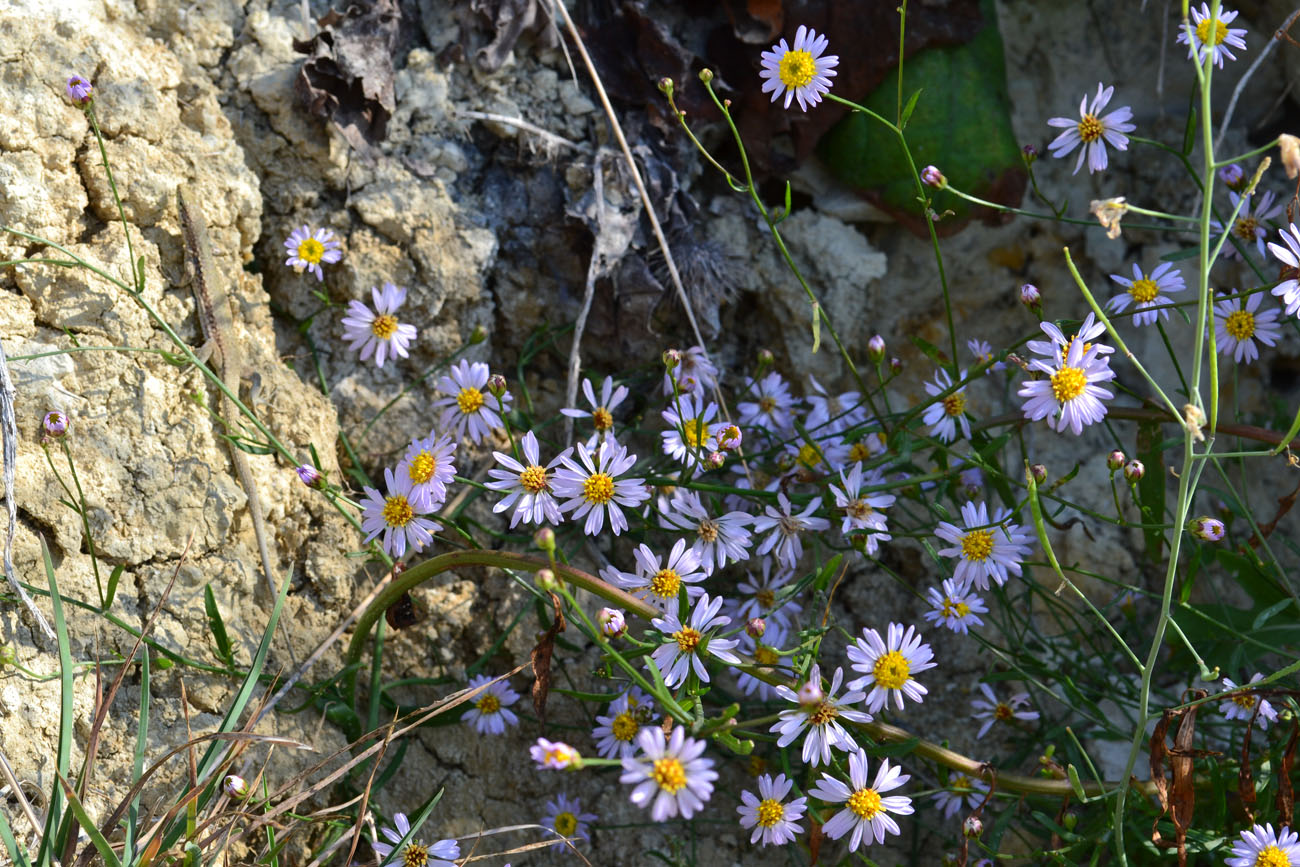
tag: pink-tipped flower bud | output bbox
[42,411,69,439]
[756,348,774,366]
[65,75,94,106]
[1188,516,1226,542]
[469,323,488,344]
[921,165,946,189]
[536,568,559,591]
[487,374,508,398]
[889,357,903,375]
[1107,450,1126,472]
[718,425,742,451]
[223,775,249,800]
[1218,163,1245,190]
[962,815,983,838]
[295,464,323,488]
[534,526,556,552]
[658,77,674,95]
[1022,143,1038,163]
[867,334,886,363]
[746,617,766,639]
[663,349,682,370]
[1029,463,1048,485]
[1020,282,1041,311]
[706,450,726,469]
[796,667,824,706]
[1123,459,1145,482]
[598,607,626,638]
[698,68,714,84]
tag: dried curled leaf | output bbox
[530,591,566,726]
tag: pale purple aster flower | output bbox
[967,339,1006,372]
[784,434,850,476]
[1046,82,1135,174]
[398,430,456,507]
[1177,3,1248,68]
[551,440,647,535]
[758,25,839,112]
[295,464,323,488]
[1213,191,1282,259]
[648,592,740,688]
[751,493,831,568]
[42,410,69,438]
[592,689,657,759]
[932,774,988,821]
[1268,223,1300,317]
[733,558,802,639]
[597,607,626,637]
[461,673,520,735]
[1106,262,1186,326]
[1214,292,1282,363]
[921,368,971,443]
[620,726,717,821]
[359,467,439,559]
[738,371,797,434]
[1220,163,1247,189]
[935,501,1034,592]
[485,431,565,527]
[433,360,511,444]
[531,737,581,769]
[847,623,937,713]
[805,375,868,434]
[663,346,719,396]
[1221,673,1278,729]
[604,538,707,617]
[808,750,913,851]
[65,75,93,105]
[371,813,460,867]
[770,665,871,766]
[1018,331,1115,436]
[1025,312,1115,358]
[659,488,753,574]
[284,224,342,280]
[735,636,790,701]
[828,462,895,551]
[541,794,597,851]
[922,578,988,634]
[661,392,724,469]
[1226,824,1300,867]
[737,773,808,847]
[970,682,1040,738]
[340,283,416,368]
[560,375,626,439]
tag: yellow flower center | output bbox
[518,464,549,494]
[553,811,578,837]
[1077,113,1103,143]
[697,518,719,543]
[650,568,681,600]
[382,495,414,528]
[961,528,994,562]
[402,842,429,867]
[1234,216,1260,241]
[759,396,777,413]
[652,757,686,793]
[296,237,325,264]
[475,693,501,714]
[756,798,785,827]
[942,392,966,417]
[950,775,972,793]
[592,407,613,431]
[407,451,437,484]
[1255,845,1291,867]
[1232,692,1257,709]
[847,787,883,819]
[371,314,398,340]
[673,626,702,653]
[847,500,874,521]
[797,442,822,468]
[1225,310,1256,341]
[1196,16,1227,46]
[1128,277,1159,303]
[456,387,484,414]
[612,712,639,742]
[680,417,708,449]
[943,598,971,618]
[754,589,775,610]
[808,701,838,726]
[994,702,1014,721]
[873,649,911,690]
[582,472,615,505]
[754,645,779,665]
[778,49,816,89]
[1050,366,1088,402]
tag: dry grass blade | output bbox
[1278,718,1299,827]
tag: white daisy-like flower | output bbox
[1025,312,1116,360]
[359,467,440,559]
[967,338,1006,372]
[758,24,838,112]
[398,430,456,508]
[485,431,565,527]
[648,592,741,688]
[283,224,342,281]
[433,360,512,445]
[847,623,937,714]
[784,434,851,477]
[461,674,521,735]
[659,488,753,575]
[340,283,417,368]
[541,793,597,851]
[805,375,868,435]
[1221,673,1279,729]
[1226,823,1300,867]
[934,501,1034,592]
[922,578,989,634]
[560,375,627,440]
[738,372,797,435]
[1267,223,1300,317]
[371,813,459,867]
[751,493,832,568]
[1213,191,1283,259]
[771,665,872,766]
[932,774,989,821]
[1046,82,1135,175]
[970,682,1040,739]
[1106,262,1186,327]
[1018,329,1115,436]
[592,688,658,759]
[734,558,803,638]
[531,737,581,769]
[1177,3,1248,68]
[605,538,707,617]
[737,773,808,847]
[807,750,913,851]
[1214,293,1282,364]
[661,392,724,469]
[921,368,972,443]
[663,346,719,396]
[620,726,717,821]
[828,462,895,549]
[551,440,648,536]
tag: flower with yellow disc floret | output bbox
[846,623,936,714]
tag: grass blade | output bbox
[124,652,149,861]
[34,537,73,867]
[56,774,122,867]
[204,584,234,666]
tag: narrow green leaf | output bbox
[203,585,234,666]
[783,180,792,217]
[900,87,923,127]
[1271,400,1300,455]
[1067,764,1086,801]
[1252,597,1294,631]
[1158,247,1200,262]
[0,806,32,867]
[1136,420,1166,562]
[104,564,124,610]
[124,652,149,861]
[56,775,122,867]
[35,537,73,867]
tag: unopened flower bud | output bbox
[469,323,488,344]
[663,348,681,369]
[698,68,714,84]
[1019,282,1041,310]
[1218,163,1245,190]
[296,464,323,488]
[43,411,69,438]
[961,483,981,502]
[1029,463,1047,485]
[533,526,556,552]
[0,645,14,667]
[658,77,674,96]
[889,357,902,375]
[65,75,94,106]
[706,450,726,469]
[718,425,742,451]
[1280,134,1300,180]
[1022,143,1038,163]
[531,737,582,769]
[1188,516,1226,542]
[536,568,558,590]
[866,334,886,363]
[223,775,249,799]
[598,607,626,638]
[796,669,824,706]
[756,348,774,366]
[1062,811,1078,831]
[487,374,508,398]
[1107,450,1126,472]
[1123,459,1144,482]
[921,165,946,189]
[746,617,765,639]
[962,815,983,838]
